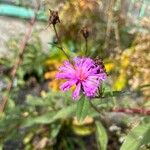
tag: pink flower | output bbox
[56,57,107,100]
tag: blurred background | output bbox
[0,0,150,150]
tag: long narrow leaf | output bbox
[120,124,150,150]
[23,104,76,127]
[95,121,108,150]
[76,96,90,122]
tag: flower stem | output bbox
[52,24,71,62]
[89,100,105,120]
[85,38,88,55]
[89,100,101,114]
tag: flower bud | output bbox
[95,57,107,75]
[81,27,90,39]
[49,9,60,25]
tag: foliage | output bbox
[120,123,150,150]
[6,33,47,81]
[114,33,150,101]
[76,96,90,122]
[95,121,108,150]
[0,90,108,149]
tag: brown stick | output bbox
[104,0,115,49]
[0,0,40,113]
[89,100,150,115]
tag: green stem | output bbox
[85,38,88,55]
[52,24,71,62]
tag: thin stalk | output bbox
[52,24,71,62]
[0,0,40,112]
[89,100,101,114]
[89,100,105,120]
[85,38,88,55]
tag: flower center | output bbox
[77,69,87,81]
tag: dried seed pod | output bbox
[49,9,60,25]
[81,27,90,39]
[95,57,107,75]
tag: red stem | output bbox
[111,108,150,115]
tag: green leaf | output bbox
[50,123,62,139]
[0,144,3,150]
[95,121,108,150]
[120,124,150,150]
[5,98,15,110]
[23,104,76,127]
[26,95,49,106]
[76,96,90,122]
[104,91,126,98]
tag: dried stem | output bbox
[114,23,121,51]
[104,0,115,49]
[0,0,40,113]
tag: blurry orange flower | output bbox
[44,60,63,91]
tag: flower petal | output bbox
[56,57,107,100]
[56,72,75,79]
[72,83,81,100]
[98,73,107,80]
[82,81,98,97]
[60,80,77,91]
